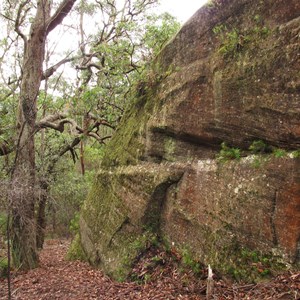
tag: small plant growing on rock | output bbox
[272,148,287,158]
[181,248,202,274]
[213,18,270,60]
[249,140,269,154]
[213,25,244,58]
[217,142,241,162]
[224,246,287,282]
[291,149,300,158]
[219,29,241,57]
[204,0,215,8]
[205,0,228,9]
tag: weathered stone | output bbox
[149,0,300,155]
[80,163,185,278]
[161,156,300,266]
[80,0,300,280]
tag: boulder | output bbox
[80,0,300,280]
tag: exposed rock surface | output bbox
[80,0,300,280]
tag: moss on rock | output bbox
[80,0,300,283]
[66,234,87,262]
[80,162,184,279]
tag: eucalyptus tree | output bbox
[0,0,79,270]
[0,0,179,270]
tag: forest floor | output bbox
[0,239,299,300]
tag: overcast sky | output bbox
[159,0,208,23]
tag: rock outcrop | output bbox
[80,0,300,280]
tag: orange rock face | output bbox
[80,0,300,279]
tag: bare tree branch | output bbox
[87,112,116,130]
[56,137,81,165]
[36,118,73,133]
[35,112,115,135]
[87,132,111,144]
[14,0,30,50]
[0,13,14,22]
[37,112,67,124]
[75,62,102,71]
[0,108,114,159]
[46,0,77,35]
[35,113,79,133]
[42,56,76,80]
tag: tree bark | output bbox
[11,1,50,270]
[11,0,77,270]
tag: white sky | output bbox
[159,0,208,23]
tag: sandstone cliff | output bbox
[80,0,300,280]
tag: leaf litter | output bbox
[0,239,299,299]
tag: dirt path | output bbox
[0,240,204,300]
[0,240,299,299]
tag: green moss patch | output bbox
[66,234,87,262]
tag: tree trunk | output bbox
[10,0,77,270]
[11,116,40,269]
[36,180,48,249]
[11,2,50,270]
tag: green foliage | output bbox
[217,142,241,162]
[66,234,87,261]
[37,91,59,112]
[69,9,181,128]
[212,24,226,35]
[84,144,105,163]
[213,20,270,59]
[249,140,269,154]
[49,165,94,237]
[131,230,159,252]
[213,25,241,58]
[249,140,298,160]
[69,212,80,235]
[0,90,17,144]
[76,1,97,15]
[117,231,159,282]
[164,137,176,161]
[0,212,7,237]
[204,0,215,8]
[291,149,300,158]
[0,212,8,278]
[37,140,102,239]
[0,257,8,278]
[181,248,202,274]
[0,0,182,271]
[253,14,261,23]
[129,271,152,284]
[225,247,287,282]
[251,157,264,168]
[142,13,181,58]
[219,29,241,57]
[272,148,287,158]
